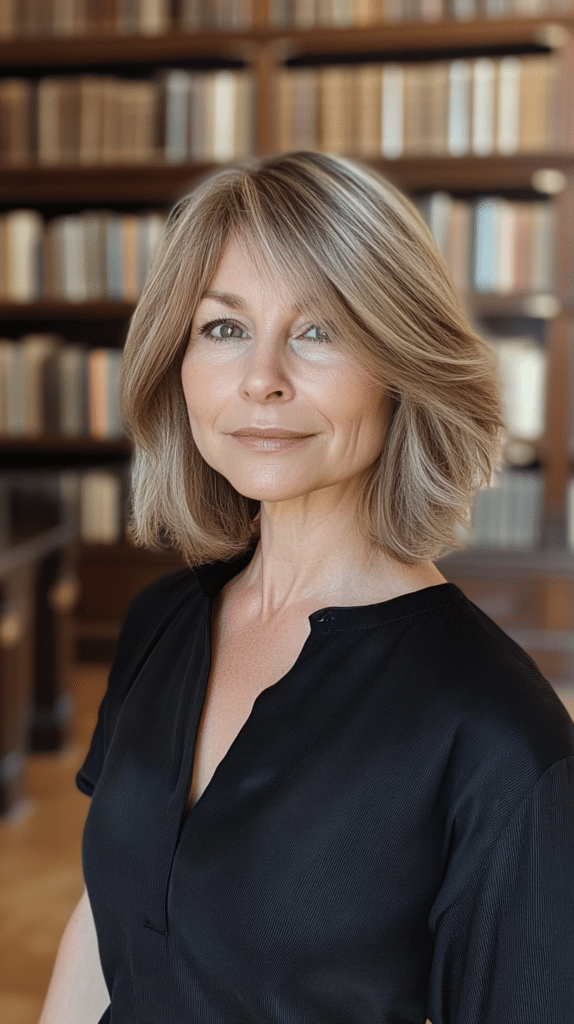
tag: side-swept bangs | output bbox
[121,151,502,565]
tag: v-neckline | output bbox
[180,594,317,826]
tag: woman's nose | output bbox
[238,336,294,403]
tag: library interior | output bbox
[1,1,574,1022]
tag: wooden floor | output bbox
[0,662,108,1024]
[1,660,573,1024]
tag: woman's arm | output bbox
[38,885,109,1024]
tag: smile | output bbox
[232,436,313,452]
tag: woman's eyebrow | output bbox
[201,290,245,309]
[200,290,315,316]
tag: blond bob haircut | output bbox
[122,150,502,567]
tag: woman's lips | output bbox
[231,434,313,452]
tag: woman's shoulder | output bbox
[408,583,574,789]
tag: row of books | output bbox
[74,467,554,550]
[416,194,555,295]
[0,70,253,166]
[0,335,124,438]
[272,0,574,22]
[467,469,543,548]
[277,53,570,157]
[0,325,547,448]
[0,0,251,37]
[0,210,166,302]
[1,0,572,37]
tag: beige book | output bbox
[87,350,107,438]
[101,77,121,163]
[140,0,170,33]
[519,55,552,153]
[495,199,515,294]
[381,64,404,158]
[0,341,12,435]
[403,63,428,156]
[357,64,382,157]
[495,338,547,442]
[234,72,254,159]
[21,333,59,435]
[511,205,531,293]
[292,69,319,151]
[0,219,8,300]
[319,65,356,155]
[5,341,25,435]
[179,0,203,30]
[551,38,574,151]
[37,78,63,165]
[42,220,58,299]
[471,57,495,156]
[83,213,107,299]
[496,55,520,154]
[276,70,294,152]
[59,78,81,164]
[426,61,449,155]
[212,70,237,163]
[0,79,33,165]
[294,0,318,27]
[60,216,88,301]
[420,0,443,18]
[447,59,471,156]
[353,0,375,23]
[52,0,77,36]
[58,345,88,436]
[0,0,17,38]
[529,202,555,293]
[446,200,471,294]
[79,76,105,165]
[189,74,208,162]
[80,471,122,544]
[121,215,139,301]
[6,209,43,301]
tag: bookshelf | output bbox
[1,3,574,669]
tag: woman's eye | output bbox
[198,318,247,342]
[299,325,330,343]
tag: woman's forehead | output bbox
[207,235,328,314]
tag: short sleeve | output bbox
[428,756,574,1024]
[75,566,193,797]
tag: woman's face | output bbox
[181,238,390,508]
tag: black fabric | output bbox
[77,545,574,1024]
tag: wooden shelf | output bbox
[0,163,211,202]
[0,300,135,319]
[0,436,131,453]
[1,155,573,204]
[439,545,574,580]
[0,18,564,69]
[377,154,574,192]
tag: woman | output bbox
[40,151,574,1024]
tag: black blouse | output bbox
[77,545,574,1024]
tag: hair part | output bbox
[121,151,502,566]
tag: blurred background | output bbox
[1,1,574,1020]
